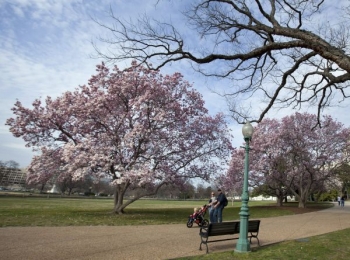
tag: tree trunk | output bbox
[113,188,125,214]
[276,189,283,206]
[113,182,131,214]
[40,183,46,193]
[298,198,306,208]
[276,196,283,206]
[112,181,165,214]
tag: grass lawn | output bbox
[0,194,332,227]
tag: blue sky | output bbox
[1,0,350,168]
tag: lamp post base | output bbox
[235,241,251,253]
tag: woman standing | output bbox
[208,191,217,223]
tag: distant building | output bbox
[0,167,26,188]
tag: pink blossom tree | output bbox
[224,113,350,208]
[6,62,233,214]
[220,148,244,200]
[248,118,291,206]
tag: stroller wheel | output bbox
[187,217,193,228]
[187,221,193,228]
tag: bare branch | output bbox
[93,0,350,125]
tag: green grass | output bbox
[176,228,350,260]
[0,197,293,227]
[0,195,331,227]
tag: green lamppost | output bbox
[235,121,254,253]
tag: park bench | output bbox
[199,220,261,253]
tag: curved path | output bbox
[1,203,350,260]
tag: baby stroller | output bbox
[186,204,209,228]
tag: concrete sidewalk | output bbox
[1,203,349,260]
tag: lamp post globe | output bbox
[242,121,254,140]
[235,121,254,253]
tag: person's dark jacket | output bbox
[216,193,226,206]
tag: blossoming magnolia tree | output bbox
[6,62,233,214]
[223,113,350,208]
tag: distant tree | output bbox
[56,172,88,195]
[95,0,350,125]
[156,183,183,199]
[196,183,207,199]
[6,62,232,214]
[205,186,213,197]
[1,160,19,169]
[224,113,350,208]
[249,118,291,206]
[25,148,62,193]
[221,148,244,199]
[334,163,350,197]
[318,189,338,202]
[179,182,196,200]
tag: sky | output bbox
[1,0,350,169]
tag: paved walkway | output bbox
[1,203,350,260]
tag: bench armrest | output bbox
[199,225,209,237]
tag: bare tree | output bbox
[94,0,350,125]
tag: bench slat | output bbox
[236,220,260,233]
[206,222,238,236]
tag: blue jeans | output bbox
[209,207,216,223]
[213,205,224,223]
